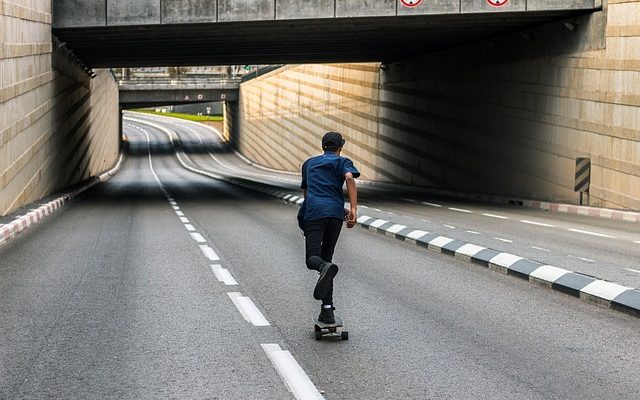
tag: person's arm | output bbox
[345,172,357,228]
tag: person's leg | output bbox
[304,220,325,271]
[319,218,343,307]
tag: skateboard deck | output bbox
[313,316,348,340]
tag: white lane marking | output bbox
[172,206,180,210]
[360,205,368,209]
[530,265,570,283]
[634,241,640,244]
[449,207,472,213]
[169,201,177,206]
[443,224,456,229]
[176,211,185,216]
[180,217,189,223]
[199,245,220,261]
[567,228,617,239]
[494,237,513,243]
[482,213,509,220]
[190,232,206,243]
[261,344,325,400]
[211,264,238,285]
[626,268,640,274]
[581,281,630,301]
[567,255,595,263]
[465,230,481,235]
[184,224,196,231]
[422,202,442,208]
[520,220,555,227]
[227,292,270,326]
[373,208,382,212]
[531,246,551,252]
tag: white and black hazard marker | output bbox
[486,0,509,6]
[400,0,423,8]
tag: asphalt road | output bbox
[0,115,639,399]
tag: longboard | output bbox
[313,316,348,340]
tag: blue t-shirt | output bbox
[299,151,360,223]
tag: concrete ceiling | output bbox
[53,11,593,68]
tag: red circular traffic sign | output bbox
[486,0,509,6]
[400,0,423,8]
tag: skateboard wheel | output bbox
[341,331,349,340]
[315,332,322,340]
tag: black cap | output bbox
[322,131,345,151]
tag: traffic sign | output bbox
[486,0,509,6]
[400,0,422,8]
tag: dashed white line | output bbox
[422,202,442,208]
[520,220,555,227]
[626,268,640,274]
[443,224,456,229]
[466,230,481,235]
[482,213,509,220]
[261,344,325,400]
[211,264,238,285]
[184,224,195,231]
[449,207,472,213]
[634,241,640,244]
[567,228,617,239]
[199,244,220,261]
[190,232,206,243]
[567,255,595,263]
[179,217,189,223]
[494,237,513,243]
[176,211,185,216]
[531,246,551,252]
[172,206,180,210]
[373,208,382,212]
[227,292,270,326]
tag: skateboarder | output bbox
[298,131,359,324]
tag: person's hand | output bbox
[346,207,357,228]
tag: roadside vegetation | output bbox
[132,109,224,122]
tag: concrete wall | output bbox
[236,1,640,210]
[1,1,120,216]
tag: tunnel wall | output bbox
[0,1,120,216]
[236,1,640,210]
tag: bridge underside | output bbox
[120,89,238,109]
[54,10,593,67]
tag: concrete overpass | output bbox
[52,0,600,67]
[114,68,242,108]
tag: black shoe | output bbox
[318,306,335,324]
[313,262,338,300]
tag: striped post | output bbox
[574,157,590,205]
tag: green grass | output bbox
[132,109,224,122]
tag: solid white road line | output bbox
[180,217,189,223]
[531,246,551,252]
[184,224,196,231]
[422,202,442,208]
[449,207,472,213]
[199,244,220,261]
[626,268,640,274]
[567,228,617,239]
[494,237,513,243]
[227,292,270,326]
[261,344,325,400]
[190,232,206,243]
[482,213,509,220]
[211,265,238,285]
[520,220,555,227]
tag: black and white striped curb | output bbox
[0,154,124,247]
[257,189,640,319]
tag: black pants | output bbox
[304,218,343,305]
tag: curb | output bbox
[0,153,124,248]
[266,190,640,319]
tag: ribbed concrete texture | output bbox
[0,1,119,216]
[236,1,640,210]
